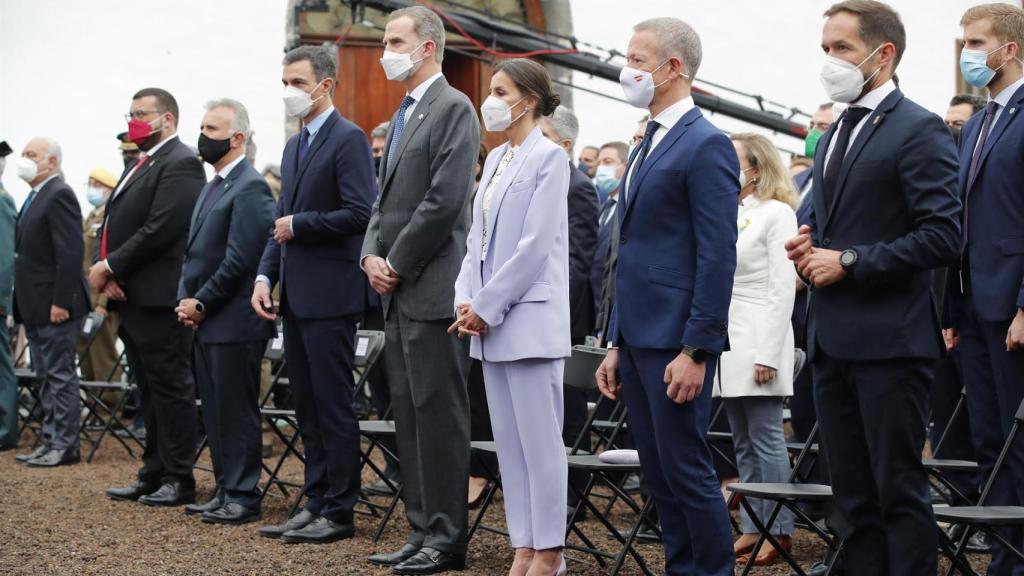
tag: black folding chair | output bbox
[924,387,981,506]
[935,397,1024,576]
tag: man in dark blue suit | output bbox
[597,17,739,576]
[786,3,961,574]
[590,141,628,341]
[252,46,375,543]
[176,99,276,526]
[946,5,1024,573]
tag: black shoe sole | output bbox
[201,513,261,526]
[392,563,466,575]
[281,530,354,544]
[139,496,196,507]
[368,555,418,567]
[259,529,286,539]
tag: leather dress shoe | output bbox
[369,543,420,566]
[106,480,159,501]
[26,448,80,467]
[201,502,261,525]
[14,445,48,463]
[138,480,195,507]
[259,509,317,539]
[185,491,224,515]
[393,547,466,574]
[281,516,354,544]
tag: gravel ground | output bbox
[0,432,991,575]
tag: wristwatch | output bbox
[839,248,859,271]
[681,345,708,364]
[195,300,206,314]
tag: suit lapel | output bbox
[382,77,448,194]
[482,127,543,256]
[969,84,1024,194]
[823,89,903,231]
[811,122,837,233]
[189,159,247,248]
[622,107,699,224]
[111,138,175,205]
[292,111,338,203]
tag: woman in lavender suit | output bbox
[451,58,570,576]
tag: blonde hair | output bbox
[962,3,1024,50]
[730,133,797,208]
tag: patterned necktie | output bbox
[387,95,417,171]
[822,106,870,212]
[624,120,660,205]
[297,128,311,166]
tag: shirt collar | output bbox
[651,96,695,131]
[408,72,443,103]
[144,133,178,157]
[216,154,246,179]
[32,174,59,193]
[991,76,1024,108]
[852,78,896,111]
[304,106,335,138]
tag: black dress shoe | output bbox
[280,516,354,544]
[14,445,48,463]
[369,543,420,566]
[25,448,80,467]
[393,547,466,575]
[201,502,261,525]
[106,480,159,501]
[138,480,195,507]
[259,509,318,539]
[185,491,224,515]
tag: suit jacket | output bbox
[807,88,961,361]
[608,107,739,352]
[593,196,620,337]
[103,136,206,308]
[454,126,571,362]
[0,191,15,315]
[14,177,88,327]
[948,82,1024,326]
[566,162,599,341]
[791,174,814,346]
[178,158,276,344]
[257,109,375,319]
[361,77,480,321]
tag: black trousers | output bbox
[283,306,361,524]
[119,305,197,486]
[813,351,936,576]
[194,339,265,508]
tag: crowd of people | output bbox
[2,0,1024,575]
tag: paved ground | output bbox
[0,430,991,575]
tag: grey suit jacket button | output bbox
[822,237,831,247]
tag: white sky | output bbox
[0,0,1006,211]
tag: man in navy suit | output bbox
[786,3,961,574]
[946,4,1024,573]
[252,46,375,543]
[176,99,276,526]
[597,17,739,576]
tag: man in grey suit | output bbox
[361,6,480,574]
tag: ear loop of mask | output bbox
[650,58,690,90]
[508,96,529,126]
[989,42,1024,72]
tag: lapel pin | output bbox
[872,115,880,125]
[417,113,424,120]
[1011,108,1017,115]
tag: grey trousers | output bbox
[26,320,81,451]
[723,395,794,535]
[385,302,471,555]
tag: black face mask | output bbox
[374,155,382,172]
[198,133,232,165]
[951,127,962,147]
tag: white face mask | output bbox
[15,156,39,183]
[738,167,755,190]
[619,60,684,109]
[283,79,328,119]
[480,95,526,132]
[819,45,883,104]
[380,41,426,82]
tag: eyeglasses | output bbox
[125,110,160,121]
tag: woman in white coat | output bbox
[451,58,570,576]
[714,133,799,567]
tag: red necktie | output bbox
[100,154,148,259]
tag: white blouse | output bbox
[481,146,516,261]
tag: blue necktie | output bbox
[387,95,417,170]
[625,120,660,204]
[18,189,37,220]
[297,127,311,166]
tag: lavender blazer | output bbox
[454,126,571,362]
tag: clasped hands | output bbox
[785,224,847,289]
[175,298,205,330]
[363,255,400,295]
[88,262,126,301]
[448,303,487,338]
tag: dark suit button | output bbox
[822,238,831,247]
[619,236,627,244]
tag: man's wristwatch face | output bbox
[840,249,858,269]
[195,301,205,314]
[682,345,707,363]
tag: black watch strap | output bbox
[682,345,707,363]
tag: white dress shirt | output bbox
[215,154,245,180]
[481,145,517,261]
[823,79,896,173]
[403,72,443,123]
[623,96,695,203]
[984,75,1024,140]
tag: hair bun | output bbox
[541,93,561,116]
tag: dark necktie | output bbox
[18,189,37,221]
[600,197,617,227]
[625,120,660,204]
[198,175,226,215]
[822,106,871,211]
[387,95,417,170]
[297,128,311,165]
[962,101,1000,253]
